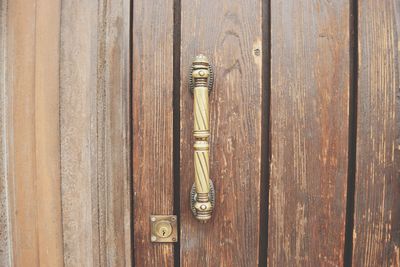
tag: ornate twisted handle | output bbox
[190,54,215,223]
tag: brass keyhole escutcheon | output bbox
[150,215,178,243]
[155,221,172,238]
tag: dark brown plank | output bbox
[353,1,400,266]
[132,0,175,265]
[268,1,350,265]
[180,0,263,266]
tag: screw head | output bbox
[151,217,156,222]
[151,236,157,242]
[171,217,176,222]
[200,204,206,210]
[199,70,205,76]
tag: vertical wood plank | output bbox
[8,1,39,264]
[268,1,350,266]
[132,0,175,265]
[0,1,11,265]
[60,2,101,264]
[353,1,400,266]
[180,0,263,266]
[60,0,131,266]
[4,0,64,266]
[102,0,132,265]
[5,0,64,266]
[35,0,64,265]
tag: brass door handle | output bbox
[190,55,215,223]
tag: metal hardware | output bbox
[150,215,178,243]
[190,54,215,223]
[189,60,214,94]
[190,180,215,217]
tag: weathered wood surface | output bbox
[0,0,131,265]
[1,1,400,266]
[8,3,42,264]
[352,1,400,266]
[0,1,11,265]
[132,0,175,266]
[180,0,264,266]
[60,0,131,266]
[102,1,132,265]
[3,0,64,266]
[268,1,350,266]
[32,0,64,265]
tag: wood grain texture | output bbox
[60,2,102,264]
[0,1,11,266]
[180,0,263,266]
[103,0,132,265]
[4,0,64,266]
[132,0,175,265]
[268,1,350,266]
[60,0,131,266]
[353,1,400,266]
[8,1,39,264]
[34,0,64,265]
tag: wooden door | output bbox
[0,0,399,266]
[131,0,399,266]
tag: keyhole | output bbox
[155,221,172,238]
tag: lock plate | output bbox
[150,215,178,243]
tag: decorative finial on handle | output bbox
[190,54,214,94]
